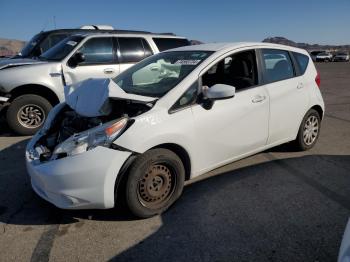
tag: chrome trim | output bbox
[0,96,9,102]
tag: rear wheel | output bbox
[125,148,185,218]
[6,94,52,135]
[293,109,321,151]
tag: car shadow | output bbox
[0,117,16,137]
[1,139,350,261]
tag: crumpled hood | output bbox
[65,78,156,117]
[0,58,46,70]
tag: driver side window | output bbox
[202,49,258,92]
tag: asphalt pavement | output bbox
[0,62,349,261]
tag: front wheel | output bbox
[6,94,52,135]
[125,148,185,218]
[292,109,321,151]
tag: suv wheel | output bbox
[125,148,185,218]
[293,109,321,151]
[6,94,52,135]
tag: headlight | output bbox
[52,117,129,158]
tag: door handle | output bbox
[297,83,304,89]
[104,68,115,74]
[252,95,266,103]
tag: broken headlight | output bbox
[52,117,129,158]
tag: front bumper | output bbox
[26,137,132,209]
[0,96,10,113]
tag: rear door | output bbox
[117,37,153,73]
[259,48,309,144]
[62,37,119,85]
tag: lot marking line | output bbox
[30,224,60,262]
[325,114,350,123]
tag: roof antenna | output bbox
[41,18,48,32]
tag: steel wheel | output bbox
[137,164,177,209]
[303,115,319,146]
[17,104,45,129]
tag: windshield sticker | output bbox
[66,41,77,46]
[174,59,201,65]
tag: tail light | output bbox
[315,72,321,88]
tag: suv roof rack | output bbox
[41,28,177,36]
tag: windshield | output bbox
[113,51,212,98]
[39,35,83,61]
[19,32,47,58]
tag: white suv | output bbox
[0,32,190,134]
[26,42,324,218]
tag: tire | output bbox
[125,148,185,218]
[6,94,52,135]
[292,109,321,151]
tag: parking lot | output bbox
[0,62,349,261]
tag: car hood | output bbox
[0,58,46,70]
[65,78,157,117]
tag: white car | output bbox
[339,219,350,262]
[26,42,325,218]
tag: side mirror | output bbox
[205,84,235,100]
[68,52,85,67]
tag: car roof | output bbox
[169,42,308,54]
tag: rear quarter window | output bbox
[292,52,309,75]
[153,38,190,52]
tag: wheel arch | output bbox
[150,143,192,181]
[9,84,60,106]
[310,104,324,120]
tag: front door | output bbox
[191,49,269,173]
[63,37,119,85]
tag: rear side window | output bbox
[261,49,294,83]
[78,37,114,64]
[118,38,151,63]
[292,52,309,75]
[153,38,190,52]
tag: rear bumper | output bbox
[26,135,132,209]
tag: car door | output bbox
[117,37,153,73]
[191,49,269,172]
[259,49,309,144]
[62,37,119,85]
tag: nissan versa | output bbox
[26,43,324,218]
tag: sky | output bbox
[1,0,350,45]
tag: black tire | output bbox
[6,94,52,135]
[292,109,321,151]
[125,148,185,218]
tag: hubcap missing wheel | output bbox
[138,164,176,209]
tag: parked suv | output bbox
[26,42,324,218]
[315,52,333,62]
[0,32,190,134]
[12,25,140,59]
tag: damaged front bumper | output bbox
[26,133,131,209]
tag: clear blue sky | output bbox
[1,0,349,44]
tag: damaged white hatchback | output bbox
[26,43,325,218]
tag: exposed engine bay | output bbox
[35,99,153,162]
